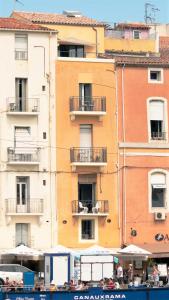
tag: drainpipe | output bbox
[115,66,121,235]
[121,64,126,246]
[92,27,98,57]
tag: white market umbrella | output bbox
[44,244,76,255]
[118,244,151,256]
[79,245,117,255]
[2,244,43,265]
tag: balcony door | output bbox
[16,177,30,213]
[79,83,92,111]
[15,78,27,111]
[80,125,92,162]
[78,183,95,213]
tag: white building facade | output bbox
[0,19,57,251]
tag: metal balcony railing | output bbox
[72,200,109,214]
[6,198,44,214]
[151,131,166,140]
[70,147,107,163]
[7,148,40,163]
[7,97,39,113]
[69,97,106,112]
[15,49,28,60]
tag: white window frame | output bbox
[133,30,140,39]
[79,217,98,243]
[148,169,168,213]
[147,97,168,143]
[148,68,164,84]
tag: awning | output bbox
[137,243,169,258]
[58,37,95,46]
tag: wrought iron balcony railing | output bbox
[151,131,166,140]
[72,200,109,215]
[7,97,39,113]
[6,198,44,214]
[69,97,106,112]
[7,148,40,163]
[70,147,107,163]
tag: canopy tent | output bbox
[79,245,119,255]
[44,244,76,255]
[1,244,43,265]
[118,244,151,256]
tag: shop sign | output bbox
[155,233,169,241]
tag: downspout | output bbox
[92,27,98,57]
[115,66,121,235]
[121,64,126,246]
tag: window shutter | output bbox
[150,101,164,120]
[151,173,166,185]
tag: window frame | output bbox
[148,68,164,84]
[15,33,28,61]
[79,217,98,243]
[147,97,168,143]
[133,30,140,39]
[148,169,168,213]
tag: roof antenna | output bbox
[144,2,160,24]
[13,0,24,10]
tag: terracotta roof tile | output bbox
[115,23,150,30]
[0,17,53,31]
[99,48,169,66]
[11,11,105,27]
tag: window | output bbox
[149,100,165,140]
[151,173,166,208]
[79,83,93,111]
[15,78,27,112]
[14,126,31,149]
[133,30,140,39]
[16,177,30,213]
[15,34,28,60]
[15,223,29,246]
[58,45,84,57]
[148,68,163,83]
[81,220,95,240]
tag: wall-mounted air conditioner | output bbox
[154,211,166,221]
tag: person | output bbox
[116,263,124,286]
[107,278,115,289]
[127,264,133,283]
[49,280,57,291]
[152,264,160,287]
[4,277,11,291]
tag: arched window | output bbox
[149,100,165,140]
[151,172,166,208]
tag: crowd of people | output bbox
[3,263,169,292]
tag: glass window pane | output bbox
[152,187,165,207]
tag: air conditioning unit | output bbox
[154,212,166,221]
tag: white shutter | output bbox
[14,127,34,154]
[151,173,166,185]
[15,34,27,50]
[80,125,92,147]
[150,101,164,121]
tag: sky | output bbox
[0,0,169,25]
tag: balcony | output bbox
[7,148,40,165]
[6,97,39,116]
[72,200,109,216]
[69,97,106,120]
[70,147,107,169]
[6,198,44,215]
[151,131,166,141]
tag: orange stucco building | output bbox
[115,37,169,257]
[56,58,119,248]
